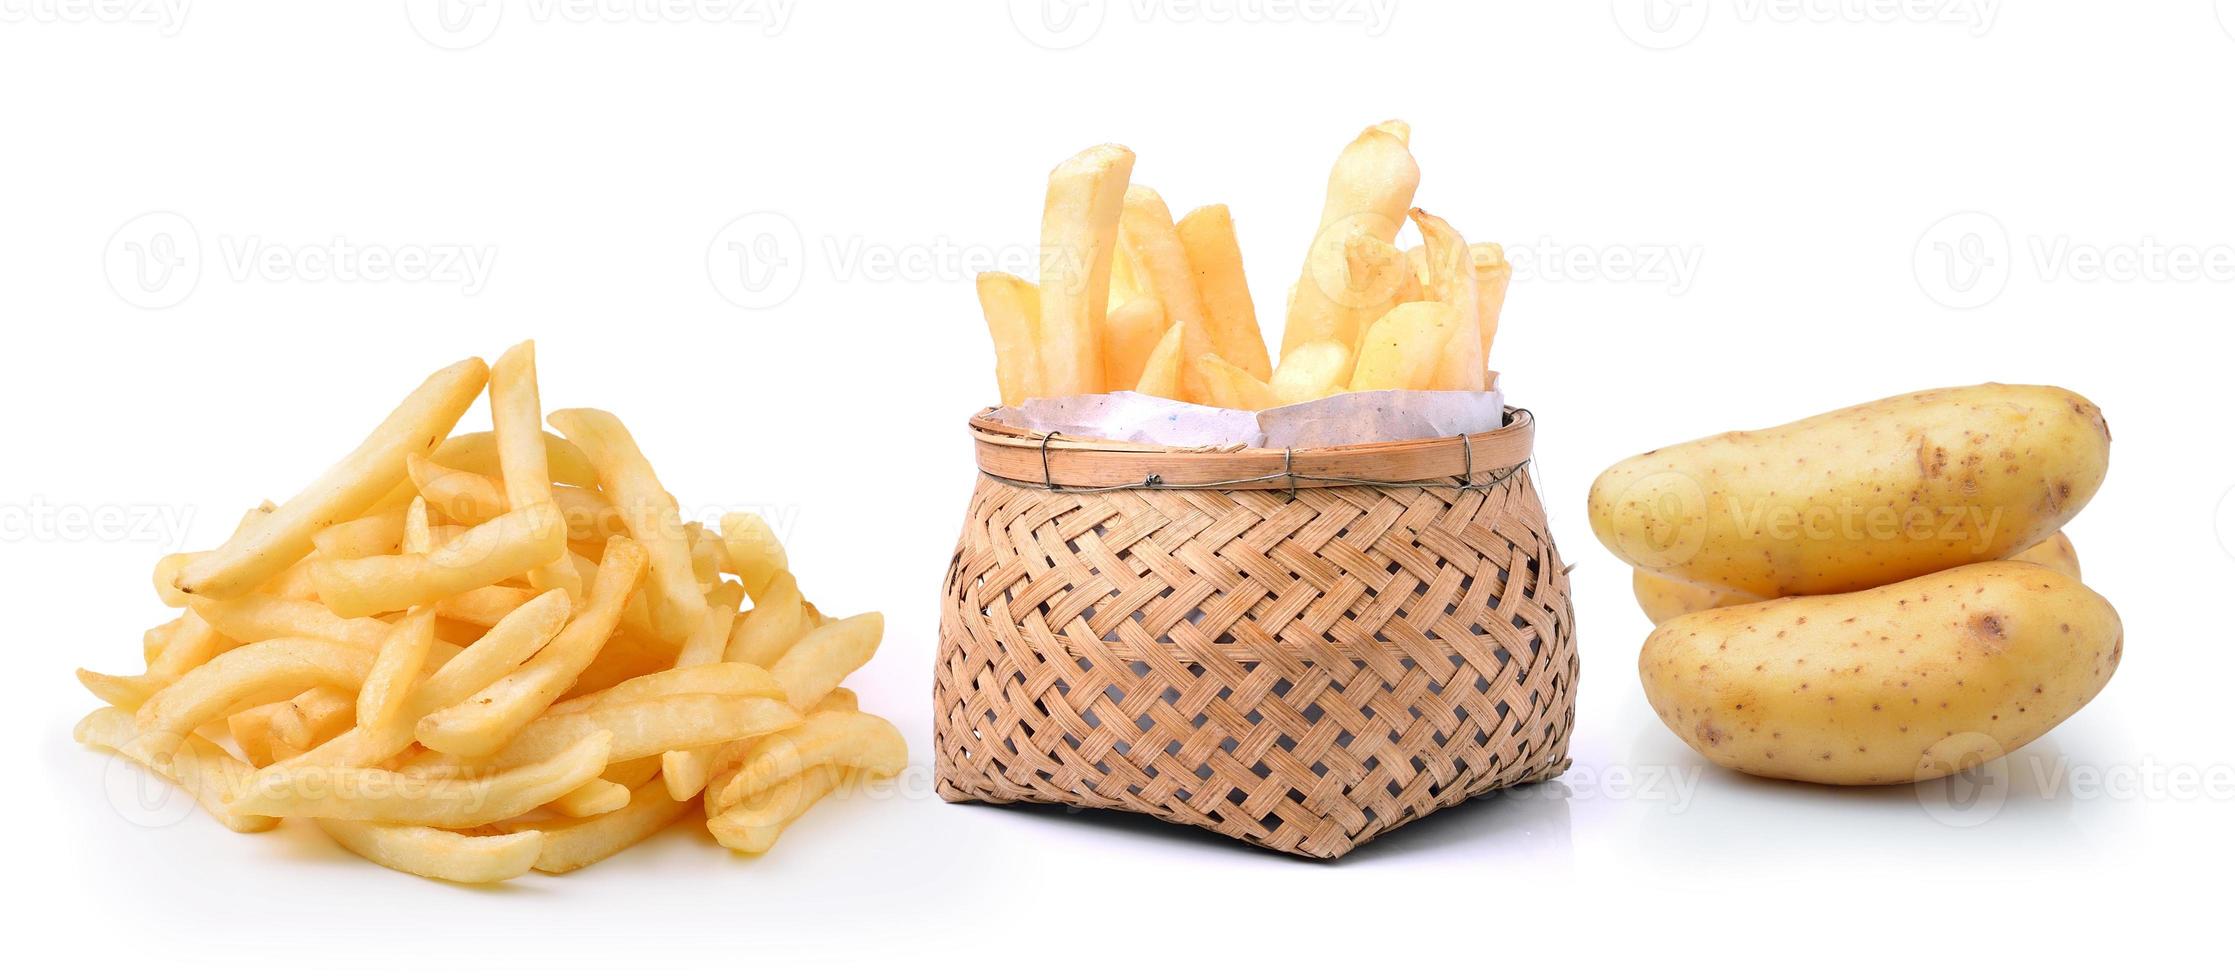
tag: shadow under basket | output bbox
[934,407,1578,859]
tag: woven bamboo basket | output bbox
[933,407,1577,859]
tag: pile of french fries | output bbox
[74,343,906,883]
[978,120,1513,410]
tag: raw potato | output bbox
[1632,530,2082,626]
[1639,561,2122,785]
[1588,384,2111,597]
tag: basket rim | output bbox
[969,406,1535,492]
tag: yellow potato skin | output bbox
[1630,531,2081,626]
[1639,561,2121,785]
[1589,384,2110,597]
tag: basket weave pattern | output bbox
[934,417,1577,859]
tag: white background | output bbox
[6,1,2232,974]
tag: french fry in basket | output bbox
[1471,242,1512,364]
[1175,203,1271,381]
[75,707,278,833]
[1101,295,1169,393]
[976,271,1045,407]
[1281,123,1420,356]
[315,821,545,884]
[547,408,706,645]
[311,501,567,618]
[1117,186,1215,398]
[1036,143,1136,397]
[1132,322,1189,401]
[1351,301,1460,392]
[176,357,488,600]
[1193,353,1278,411]
[1270,339,1353,405]
[1411,208,1486,392]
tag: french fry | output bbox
[1411,208,1486,392]
[311,501,567,618]
[489,340,586,597]
[75,669,164,711]
[1281,123,1420,356]
[717,513,788,603]
[312,511,409,561]
[976,271,1044,406]
[1350,301,1460,392]
[270,687,356,756]
[314,821,544,884]
[1192,353,1277,411]
[533,779,697,874]
[547,409,705,644]
[1175,203,1271,381]
[768,613,882,709]
[143,617,181,661]
[1100,295,1169,393]
[564,631,678,699]
[1472,242,1512,364]
[176,357,488,600]
[75,707,278,834]
[707,710,906,813]
[1035,144,1136,396]
[721,570,810,669]
[407,454,508,526]
[356,608,434,734]
[190,594,391,650]
[432,585,536,627]
[236,731,612,828]
[549,778,632,818]
[229,702,287,767]
[454,694,800,770]
[136,638,375,738]
[553,484,626,548]
[146,609,235,680]
[1117,186,1215,399]
[1270,339,1354,405]
[413,538,648,758]
[705,764,846,855]
[1131,322,1189,401]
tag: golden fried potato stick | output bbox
[1270,339,1354,405]
[136,638,375,738]
[356,608,434,735]
[976,271,1044,406]
[413,538,648,758]
[367,429,603,513]
[314,821,543,884]
[270,687,356,756]
[190,594,392,650]
[706,764,846,856]
[547,408,705,644]
[311,511,408,561]
[491,340,585,599]
[75,707,279,833]
[176,357,488,600]
[142,618,181,662]
[1471,242,1512,365]
[552,484,625,549]
[1131,322,1189,401]
[1036,144,1136,396]
[407,454,507,526]
[1100,295,1168,393]
[1350,301,1460,392]
[448,693,800,770]
[1411,208,1486,392]
[1175,203,1271,381]
[769,613,884,708]
[236,732,611,828]
[1193,354,1277,411]
[534,779,697,874]
[1117,185,1215,398]
[708,711,906,813]
[433,585,536,627]
[565,662,785,712]
[228,702,286,767]
[1281,123,1420,356]
[85,610,240,709]
[253,589,573,774]
[311,501,567,618]
[721,570,810,668]
[549,778,632,818]
[716,512,787,603]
